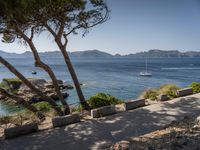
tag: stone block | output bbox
[4,123,38,139]
[91,105,116,118]
[158,94,170,101]
[177,88,193,97]
[122,99,145,110]
[52,113,80,127]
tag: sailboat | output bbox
[139,57,152,77]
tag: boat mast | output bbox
[145,57,147,73]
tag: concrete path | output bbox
[1,93,200,150]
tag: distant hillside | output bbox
[126,49,200,58]
[1,49,200,58]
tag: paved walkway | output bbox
[1,93,200,150]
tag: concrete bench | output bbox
[122,99,145,111]
[91,105,116,118]
[158,94,170,101]
[52,113,80,127]
[4,123,38,139]
[177,88,193,97]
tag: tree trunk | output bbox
[15,27,70,115]
[0,88,45,120]
[27,40,70,115]
[0,56,64,116]
[55,40,90,110]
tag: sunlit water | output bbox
[1,56,200,115]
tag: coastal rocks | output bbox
[20,78,47,89]
[1,78,74,104]
[44,82,74,90]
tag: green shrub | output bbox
[158,84,179,99]
[0,78,22,93]
[142,89,158,101]
[33,102,51,112]
[189,82,200,93]
[140,84,180,101]
[87,93,123,109]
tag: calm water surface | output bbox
[0,57,200,115]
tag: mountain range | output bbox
[0,49,200,58]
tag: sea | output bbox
[0,56,200,115]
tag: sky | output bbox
[1,0,200,54]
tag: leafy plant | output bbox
[158,84,179,99]
[142,89,158,101]
[189,82,200,93]
[87,93,123,109]
[33,102,51,113]
[0,78,22,93]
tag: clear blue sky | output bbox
[1,0,200,54]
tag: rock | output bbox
[48,92,69,100]
[63,84,74,90]
[20,78,47,89]
[196,116,200,126]
[112,140,130,150]
[0,94,6,100]
[47,80,63,85]
[29,96,42,104]
[44,83,54,89]
[158,94,170,101]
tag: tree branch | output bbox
[0,88,45,120]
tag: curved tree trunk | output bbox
[0,56,64,116]
[15,27,70,115]
[0,88,45,120]
[55,40,90,110]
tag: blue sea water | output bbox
[0,56,200,115]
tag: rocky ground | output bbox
[111,114,200,150]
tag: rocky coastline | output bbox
[0,78,75,105]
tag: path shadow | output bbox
[1,95,200,150]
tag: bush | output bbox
[87,93,123,109]
[142,89,158,101]
[0,78,22,93]
[189,82,200,93]
[158,84,179,99]
[33,102,51,112]
[140,84,180,101]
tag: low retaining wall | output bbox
[177,88,193,97]
[158,94,170,101]
[122,99,145,111]
[4,123,38,139]
[52,113,80,127]
[91,105,116,118]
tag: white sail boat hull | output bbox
[139,72,152,76]
[139,57,152,77]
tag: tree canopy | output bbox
[0,0,109,43]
